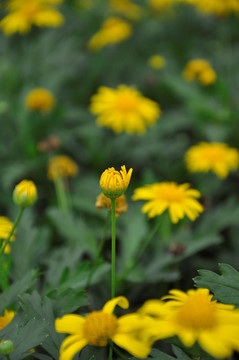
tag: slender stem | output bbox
[54,175,68,212]
[86,211,111,289]
[0,207,24,258]
[112,343,129,360]
[109,343,113,360]
[6,355,10,360]
[111,198,116,299]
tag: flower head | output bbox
[182,0,239,16]
[13,180,37,208]
[88,17,132,51]
[100,166,132,199]
[148,55,166,69]
[109,0,141,20]
[96,193,128,217]
[139,288,239,358]
[0,0,64,35]
[25,88,56,113]
[185,142,239,178]
[182,59,216,86]
[0,310,15,331]
[90,85,160,134]
[55,296,153,360]
[0,217,15,254]
[132,182,203,223]
[48,156,79,181]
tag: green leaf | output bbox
[194,263,239,307]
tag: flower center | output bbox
[176,294,217,330]
[21,4,40,19]
[115,94,137,113]
[156,184,184,203]
[203,148,222,162]
[83,311,118,346]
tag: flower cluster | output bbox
[182,59,216,86]
[0,0,64,35]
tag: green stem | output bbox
[54,175,68,212]
[0,207,24,258]
[86,211,111,289]
[109,343,113,360]
[111,198,116,299]
[5,355,10,360]
[112,343,129,360]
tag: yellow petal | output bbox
[60,335,87,360]
[55,314,85,334]
[103,296,129,314]
[112,333,151,359]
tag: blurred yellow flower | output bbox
[148,55,166,69]
[181,0,239,16]
[96,193,128,217]
[90,85,160,134]
[0,0,64,35]
[0,217,15,254]
[0,310,15,331]
[182,59,216,86]
[100,165,132,199]
[88,17,132,51]
[109,0,141,20]
[25,88,56,113]
[13,180,38,208]
[132,182,203,223]
[149,0,177,12]
[48,155,79,181]
[140,288,239,358]
[55,296,153,359]
[185,142,239,178]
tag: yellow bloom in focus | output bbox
[185,142,239,179]
[148,55,166,70]
[182,0,239,16]
[88,17,132,51]
[100,166,133,199]
[109,0,141,20]
[140,288,239,358]
[0,217,15,254]
[48,156,79,181]
[183,59,216,86]
[13,180,37,208]
[55,296,153,360]
[0,0,64,35]
[25,88,56,113]
[90,85,160,134]
[132,182,203,223]
[96,193,128,217]
[0,310,15,331]
[149,0,177,12]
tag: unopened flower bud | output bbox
[100,165,133,199]
[0,340,14,355]
[13,180,37,207]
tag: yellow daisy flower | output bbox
[182,59,216,86]
[89,85,160,134]
[132,182,203,223]
[55,296,153,360]
[25,88,56,113]
[139,288,239,358]
[0,217,15,254]
[182,0,239,16]
[96,193,128,217]
[109,0,141,20]
[0,0,64,35]
[0,310,15,331]
[185,142,239,179]
[48,156,79,181]
[100,165,133,199]
[148,55,166,69]
[88,17,132,51]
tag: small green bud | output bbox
[0,340,14,355]
[13,180,37,208]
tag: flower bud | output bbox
[13,180,37,207]
[100,165,132,199]
[0,340,14,355]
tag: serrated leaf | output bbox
[194,263,239,307]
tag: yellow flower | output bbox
[109,0,141,20]
[182,0,239,16]
[149,0,176,12]
[25,88,56,113]
[13,180,37,208]
[96,193,128,217]
[185,142,239,179]
[140,288,239,358]
[132,182,203,223]
[89,85,160,134]
[182,59,216,86]
[0,310,15,331]
[100,165,133,199]
[48,155,79,181]
[148,55,166,69]
[0,0,64,35]
[0,217,15,254]
[55,296,153,360]
[88,17,132,51]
